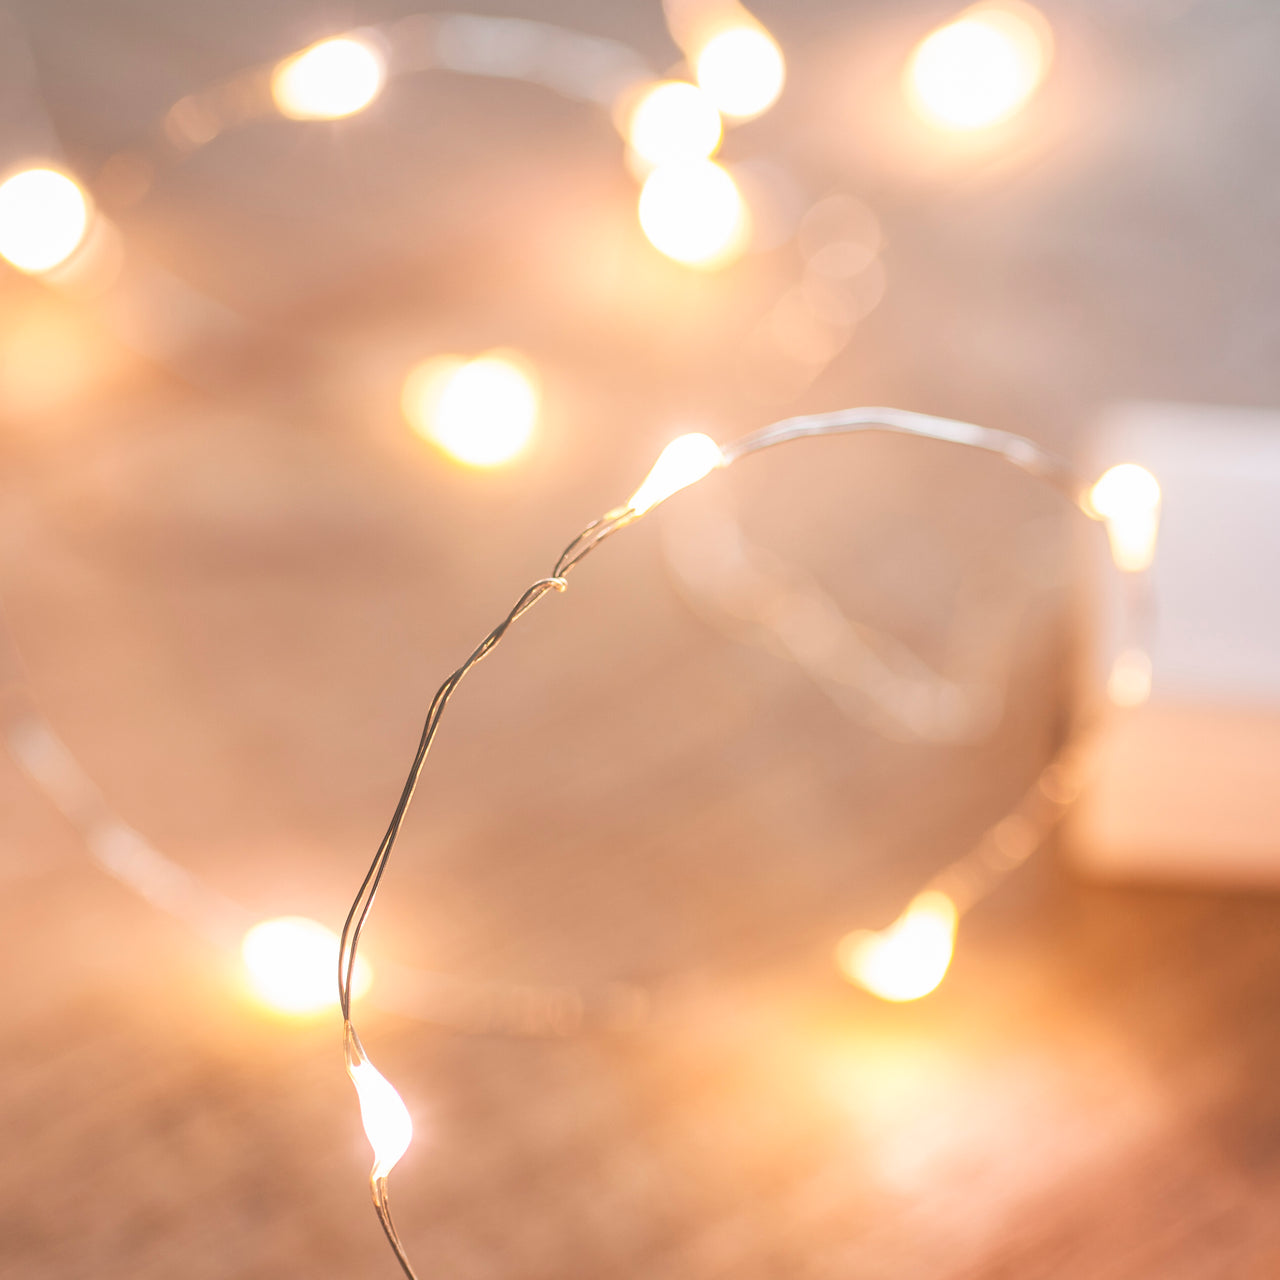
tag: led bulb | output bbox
[836,890,958,1002]
[242,916,371,1015]
[627,81,722,167]
[403,351,539,468]
[1089,463,1161,572]
[637,160,748,267]
[271,36,385,121]
[906,2,1051,131]
[0,168,90,274]
[628,433,724,516]
[348,1052,414,1180]
[695,27,786,120]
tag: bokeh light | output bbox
[1090,462,1161,571]
[906,2,1051,130]
[627,80,723,168]
[242,916,371,1015]
[836,891,958,1002]
[402,351,540,468]
[638,160,748,267]
[0,168,90,274]
[695,27,786,120]
[1108,648,1153,707]
[271,35,386,121]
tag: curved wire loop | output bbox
[339,407,1096,1278]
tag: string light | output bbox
[0,168,91,274]
[906,2,1051,131]
[242,916,371,1015]
[836,890,959,1002]
[1089,462,1161,572]
[695,26,786,120]
[338,405,1150,1278]
[402,352,540,468]
[626,80,723,167]
[637,159,748,266]
[0,18,1168,1277]
[271,35,386,121]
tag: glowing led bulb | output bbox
[271,35,385,121]
[242,916,371,1015]
[627,81,723,167]
[347,1046,414,1180]
[906,2,1050,130]
[0,168,90,274]
[695,27,786,120]
[637,160,748,267]
[402,352,540,468]
[836,890,958,1002]
[1089,463,1161,572]
[628,433,724,516]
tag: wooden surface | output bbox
[4,1,1280,1277]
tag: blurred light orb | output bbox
[907,2,1050,130]
[627,81,723,167]
[836,891,958,1002]
[1090,463,1161,571]
[1108,647,1153,707]
[403,352,540,468]
[242,916,371,1015]
[271,35,385,121]
[695,27,786,120]
[0,168,90,274]
[638,160,748,268]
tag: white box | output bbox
[1068,402,1280,886]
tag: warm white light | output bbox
[638,160,748,267]
[836,891,958,1002]
[906,3,1050,130]
[695,27,786,120]
[1108,647,1153,707]
[1090,463,1161,571]
[0,168,90,274]
[628,432,724,516]
[402,352,539,468]
[271,36,385,121]
[627,81,723,167]
[348,1054,414,1180]
[242,916,371,1015]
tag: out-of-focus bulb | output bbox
[347,1051,414,1180]
[242,916,371,1015]
[1089,463,1161,572]
[638,160,748,267]
[627,81,723,167]
[695,27,786,120]
[271,35,385,121]
[1108,647,1153,707]
[402,352,540,468]
[628,432,724,516]
[836,890,958,1002]
[0,168,90,274]
[906,2,1051,130]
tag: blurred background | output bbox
[3,0,1280,1276]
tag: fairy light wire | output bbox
[338,405,1097,1277]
